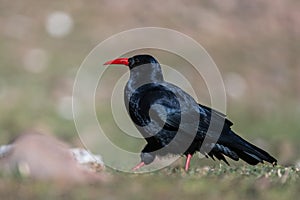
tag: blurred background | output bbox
[0,0,299,168]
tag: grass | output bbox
[0,164,299,200]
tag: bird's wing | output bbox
[156,83,234,137]
[129,82,232,139]
[199,104,227,118]
[127,83,183,136]
[199,103,233,127]
[145,89,201,148]
[149,99,182,132]
[144,85,183,131]
[196,103,233,140]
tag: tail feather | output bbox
[208,151,230,165]
[216,130,277,166]
[235,151,261,165]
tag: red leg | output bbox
[132,162,145,171]
[185,154,192,171]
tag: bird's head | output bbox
[140,152,156,165]
[132,150,156,170]
[104,54,159,70]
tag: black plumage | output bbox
[104,55,277,171]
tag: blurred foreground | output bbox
[0,163,299,200]
[0,132,106,183]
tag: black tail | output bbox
[214,130,277,166]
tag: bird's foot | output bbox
[185,154,192,171]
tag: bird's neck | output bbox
[128,64,164,89]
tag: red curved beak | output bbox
[132,162,145,171]
[104,58,129,66]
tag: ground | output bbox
[0,164,299,200]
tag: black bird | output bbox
[104,55,277,171]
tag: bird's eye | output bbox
[135,58,140,63]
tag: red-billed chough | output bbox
[104,54,277,171]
